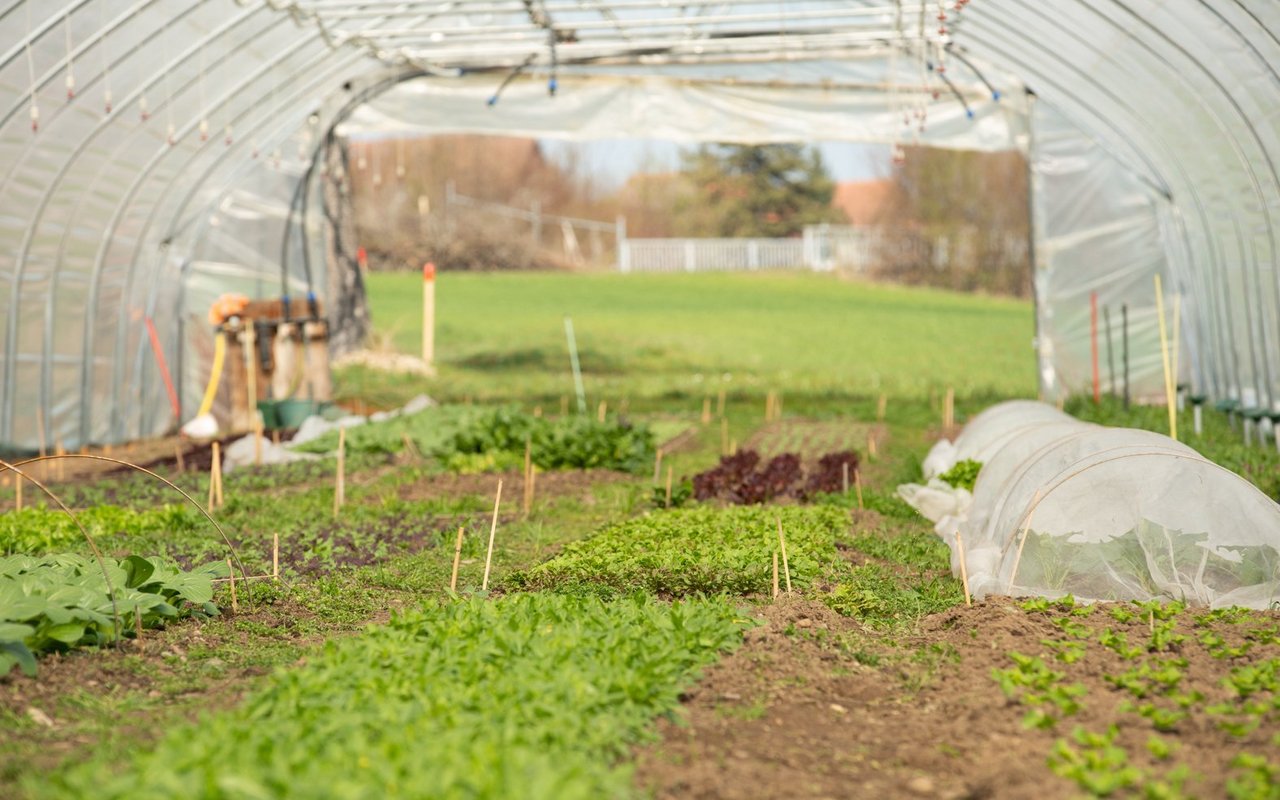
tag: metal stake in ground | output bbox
[563,316,587,414]
[481,480,503,592]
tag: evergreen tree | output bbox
[675,144,843,237]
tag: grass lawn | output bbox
[354,270,1035,404]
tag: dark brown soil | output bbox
[635,597,1280,799]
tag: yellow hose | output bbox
[196,330,227,417]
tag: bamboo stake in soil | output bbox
[776,518,792,593]
[717,388,726,417]
[665,466,673,508]
[772,551,780,599]
[701,397,711,425]
[54,441,65,481]
[253,417,263,467]
[272,532,279,580]
[1006,490,1043,594]
[16,472,22,510]
[1154,275,1177,440]
[652,447,663,484]
[877,393,887,421]
[854,468,864,510]
[955,529,972,606]
[226,557,239,613]
[333,428,346,517]
[272,430,281,446]
[943,387,955,430]
[522,439,533,517]
[174,442,185,473]
[533,406,542,418]
[597,400,607,422]
[764,391,774,422]
[450,526,465,592]
[842,462,849,495]
[481,480,503,592]
[868,433,878,460]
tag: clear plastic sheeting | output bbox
[1,1,1279,450]
[906,401,1280,610]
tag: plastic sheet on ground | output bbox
[222,434,319,474]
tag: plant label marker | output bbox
[481,480,503,592]
[954,529,972,606]
[772,550,780,600]
[226,557,238,614]
[877,394,887,421]
[776,518,792,593]
[450,526,465,592]
[272,532,279,580]
[333,427,346,517]
[652,447,663,484]
[665,465,673,508]
[854,468,864,510]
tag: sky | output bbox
[540,138,891,190]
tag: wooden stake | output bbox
[522,439,533,517]
[765,391,775,422]
[842,462,850,495]
[272,430,281,446]
[401,433,420,460]
[449,526,465,592]
[868,433,878,460]
[729,437,737,456]
[776,517,792,593]
[481,480,503,592]
[720,417,729,455]
[665,466,673,508]
[597,400,607,422]
[717,388,726,417]
[35,406,47,459]
[701,397,711,425]
[334,427,346,517]
[854,468,864,510]
[877,393,887,421]
[772,551,780,599]
[226,558,239,613]
[253,417,263,466]
[272,532,279,580]
[54,441,65,481]
[533,405,542,418]
[653,447,663,484]
[15,475,22,511]
[1006,491,1043,594]
[210,441,224,510]
[174,441,185,473]
[955,529,972,606]
[528,466,536,514]
[944,387,955,430]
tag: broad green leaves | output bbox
[0,553,225,677]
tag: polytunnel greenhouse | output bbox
[903,400,1280,609]
[1,1,1279,452]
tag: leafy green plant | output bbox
[1048,725,1141,796]
[824,563,962,628]
[992,652,1087,729]
[938,459,982,492]
[45,593,748,799]
[508,505,846,598]
[0,553,224,677]
[1227,753,1280,800]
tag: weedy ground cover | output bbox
[37,593,749,799]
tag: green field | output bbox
[357,270,1035,402]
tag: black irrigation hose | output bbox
[487,54,538,107]
[926,60,974,119]
[944,44,1001,101]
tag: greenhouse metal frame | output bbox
[0,0,1277,450]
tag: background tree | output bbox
[674,144,845,237]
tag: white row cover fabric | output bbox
[1,1,1278,449]
[907,401,1280,609]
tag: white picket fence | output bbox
[618,225,877,273]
